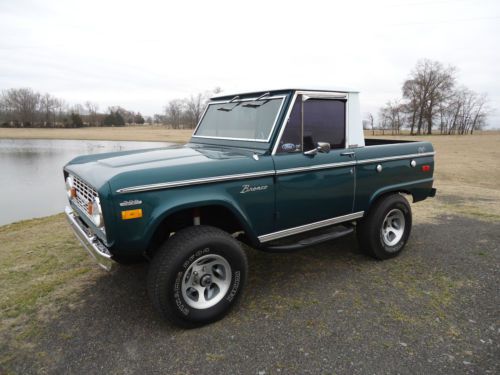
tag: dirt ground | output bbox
[1,211,498,374]
[1,131,499,374]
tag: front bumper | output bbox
[65,206,114,271]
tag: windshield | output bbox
[193,96,285,142]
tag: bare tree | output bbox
[362,112,375,135]
[153,113,166,125]
[160,87,223,129]
[1,88,41,126]
[40,93,59,127]
[436,87,489,135]
[379,101,404,135]
[368,112,374,135]
[402,59,456,135]
[85,101,100,126]
[165,100,184,129]
[71,103,85,116]
[184,93,205,128]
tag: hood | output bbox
[64,144,273,194]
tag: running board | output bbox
[262,226,354,253]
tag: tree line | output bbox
[0,88,145,128]
[0,87,223,129]
[369,59,489,135]
[153,87,222,129]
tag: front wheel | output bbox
[357,194,412,260]
[147,225,247,328]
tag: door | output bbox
[272,93,355,231]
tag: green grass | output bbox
[0,214,96,367]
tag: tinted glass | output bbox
[303,99,345,151]
[195,98,283,141]
[277,96,346,153]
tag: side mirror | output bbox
[304,142,331,155]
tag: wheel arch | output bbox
[367,188,413,216]
[144,200,258,257]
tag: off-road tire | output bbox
[357,194,412,260]
[147,225,247,328]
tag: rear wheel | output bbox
[357,194,412,260]
[147,225,247,327]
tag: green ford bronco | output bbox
[64,88,436,327]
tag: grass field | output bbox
[1,129,499,372]
[0,126,193,143]
[365,132,500,222]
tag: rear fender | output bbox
[368,177,435,206]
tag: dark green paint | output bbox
[64,89,435,258]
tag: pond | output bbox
[0,139,174,226]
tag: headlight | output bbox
[65,176,76,198]
[89,197,104,228]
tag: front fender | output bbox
[144,194,258,247]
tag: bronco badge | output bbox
[119,199,142,207]
[240,184,268,194]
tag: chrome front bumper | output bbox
[65,206,114,271]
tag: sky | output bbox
[0,0,499,126]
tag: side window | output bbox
[277,95,346,154]
[303,99,346,151]
[276,95,302,153]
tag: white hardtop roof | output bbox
[212,87,360,100]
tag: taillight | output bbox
[422,165,431,172]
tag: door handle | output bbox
[340,151,355,157]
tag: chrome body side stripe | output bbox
[258,211,364,243]
[276,161,357,175]
[117,152,435,193]
[116,170,276,194]
[356,152,435,165]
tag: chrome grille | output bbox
[72,175,98,215]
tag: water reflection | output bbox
[0,139,174,225]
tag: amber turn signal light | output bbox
[121,209,143,220]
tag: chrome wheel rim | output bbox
[181,254,232,309]
[381,209,406,248]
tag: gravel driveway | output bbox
[9,214,500,374]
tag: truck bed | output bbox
[364,138,416,146]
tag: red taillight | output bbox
[422,165,431,172]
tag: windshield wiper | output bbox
[243,95,271,109]
[241,92,271,108]
[218,93,271,111]
[242,102,263,108]
[217,95,243,112]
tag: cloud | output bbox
[0,0,498,126]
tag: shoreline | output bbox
[0,211,65,229]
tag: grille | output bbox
[72,175,98,216]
